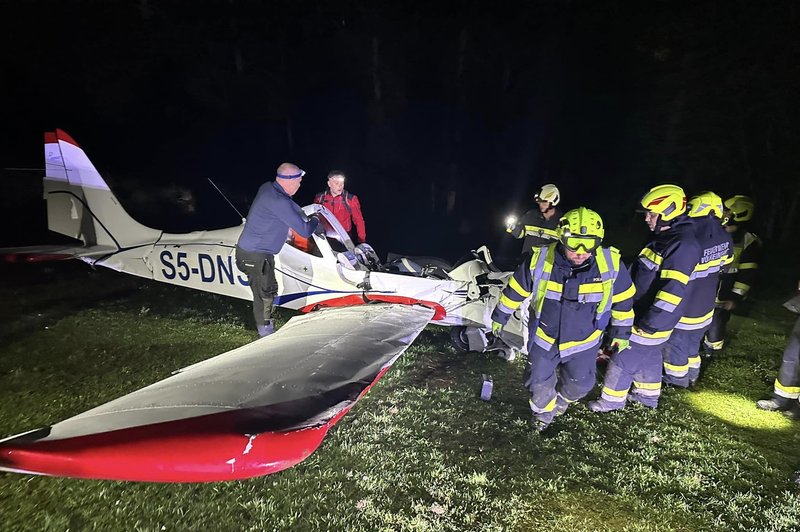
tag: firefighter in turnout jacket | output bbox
[663,192,733,387]
[506,184,563,254]
[589,184,701,412]
[704,195,762,352]
[491,207,635,430]
[756,280,800,419]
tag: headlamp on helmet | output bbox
[687,191,724,219]
[639,184,686,222]
[558,207,604,253]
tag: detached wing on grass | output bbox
[0,303,434,482]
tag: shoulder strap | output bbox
[342,191,353,214]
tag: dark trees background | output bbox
[1,0,798,260]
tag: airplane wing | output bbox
[0,244,118,263]
[0,303,434,482]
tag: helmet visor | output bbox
[561,235,601,253]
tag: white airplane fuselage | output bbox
[87,206,490,328]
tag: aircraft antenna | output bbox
[207,178,245,221]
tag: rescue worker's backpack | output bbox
[317,190,354,215]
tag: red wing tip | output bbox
[54,129,79,147]
[44,131,57,144]
[2,253,74,263]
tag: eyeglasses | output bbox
[561,235,600,253]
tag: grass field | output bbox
[1,261,799,531]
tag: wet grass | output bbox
[0,262,798,531]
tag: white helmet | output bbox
[535,184,560,206]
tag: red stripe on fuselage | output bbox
[299,294,446,321]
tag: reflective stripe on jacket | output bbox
[507,208,562,251]
[676,215,734,330]
[717,231,761,301]
[629,215,702,338]
[492,243,635,356]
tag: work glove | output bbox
[491,321,504,336]
[610,338,630,352]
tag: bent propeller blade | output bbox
[0,304,434,482]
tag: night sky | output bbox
[2,1,798,261]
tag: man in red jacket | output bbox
[313,171,367,244]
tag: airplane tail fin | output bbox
[43,129,161,250]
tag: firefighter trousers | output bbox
[705,307,732,351]
[524,342,597,421]
[664,327,707,387]
[773,315,800,401]
[597,340,664,409]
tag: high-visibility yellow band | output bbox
[633,328,671,339]
[536,327,555,345]
[612,284,636,303]
[775,380,800,395]
[679,310,714,325]
[660,269,690,284]
[656,290,682,306]
[545,280,563,295]
[639,247,664,266]
[509,277,531,298]
[499,294,522,310]
[524,226,559,238]
[733,281,751,292]
[559,329,603,352]
[602,386,629,398]
[738,262,758,270]
[578,283,604,294]
[633,381,662,390]
[664,361,689,372]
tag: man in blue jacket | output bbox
[236,162,319,337]
[590,184,701,412]
[491,207,635,431]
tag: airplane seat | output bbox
[287,229,322,257]
[354,243,382,271]
[337,251,368,271]
[383,257,425,276]
[287,229,309,252]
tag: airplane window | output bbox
[315,214,354,254]
[327,236,349,254]
[286,229,323,258]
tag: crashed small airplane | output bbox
[0,130,524,482]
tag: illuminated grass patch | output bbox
[685,390,795,430]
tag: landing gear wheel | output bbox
[450,326,470,352]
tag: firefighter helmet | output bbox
[639,184,686,222]
[687,191,724,219]
[723,195,755,224]
[534,184,560,206]
[558,207,604,253]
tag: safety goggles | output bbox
[560,235,600,253]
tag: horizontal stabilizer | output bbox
[0,303,434,482]
[0,244,118,263]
